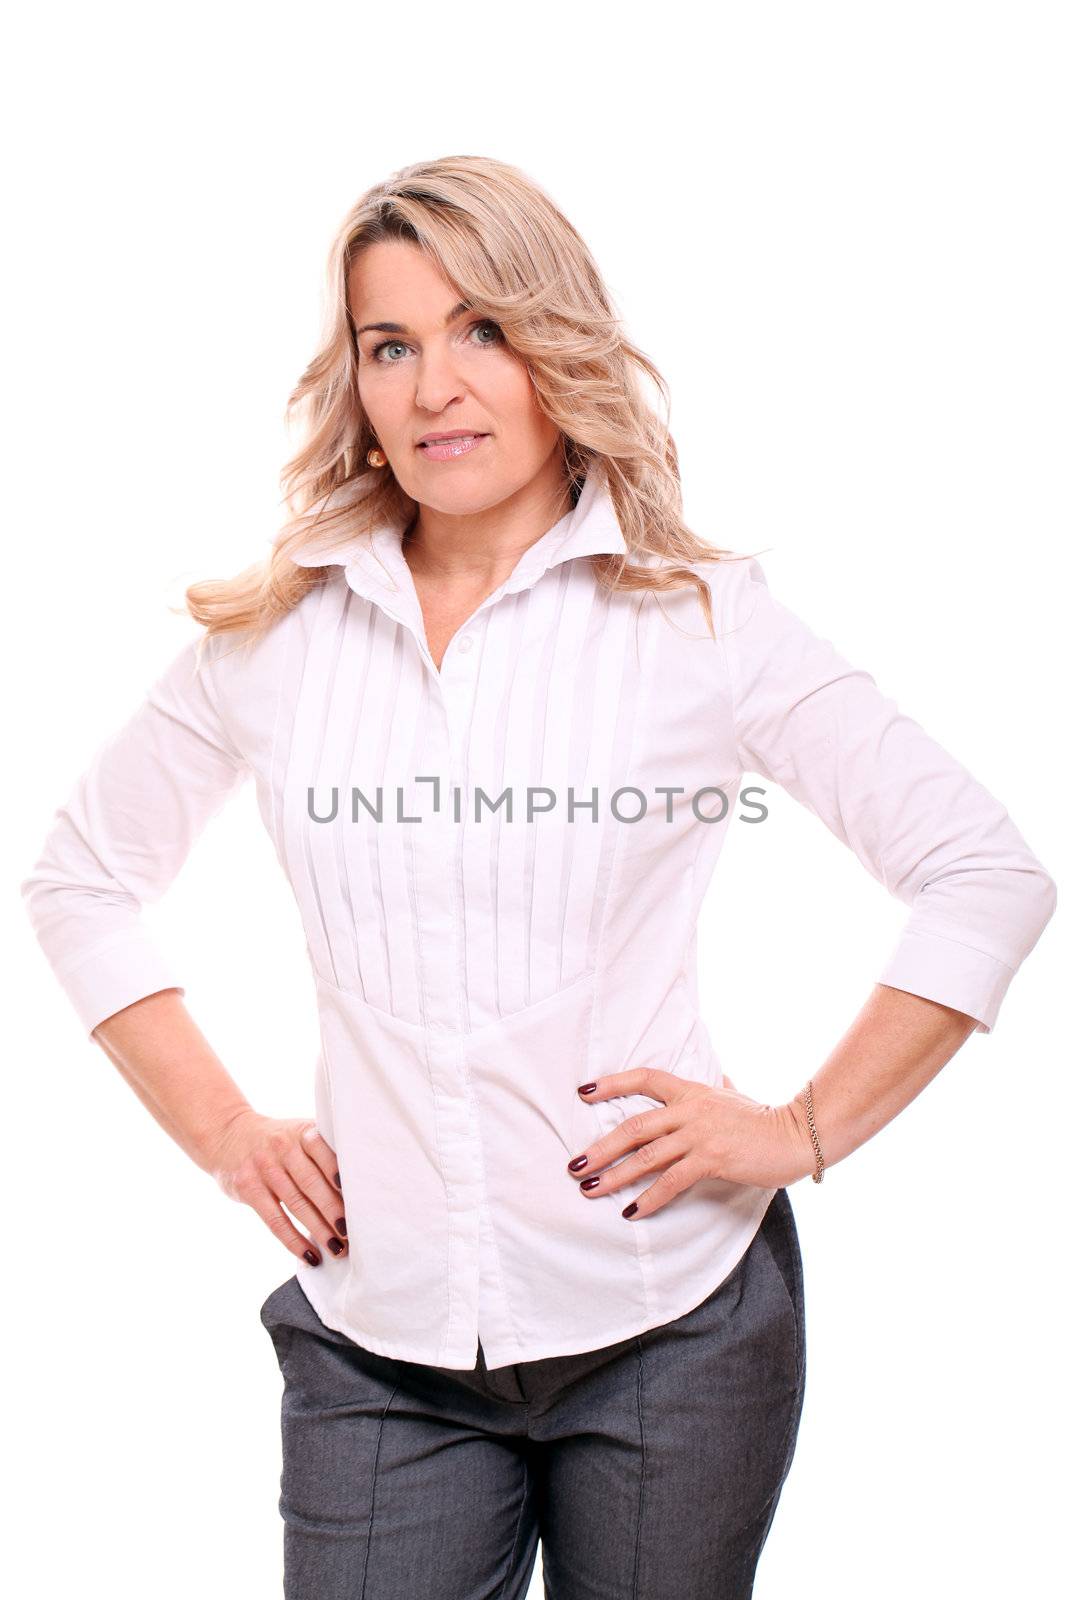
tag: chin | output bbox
[414,476,509,514]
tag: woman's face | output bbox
[349,240,564,514]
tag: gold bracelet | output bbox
[803,1079,825,1183]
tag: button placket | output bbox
[439,623,481,755]
[421,627,486,1360]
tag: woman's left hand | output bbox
[567,1068,814,1216]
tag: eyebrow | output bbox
[354,300,472,339]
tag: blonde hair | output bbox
[185,154,756,651]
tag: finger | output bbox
[265,1152,347,1260]
[573,1131,689,1198]
[577,1066,685,1106]
[300,1123,343,1190]
[619,1153,706,1221]
[287,1141,349,1244]
[567,1105,677,1178]
[240,1172,327,1266]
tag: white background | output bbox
[5,3,1064,1595]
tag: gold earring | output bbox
[367,447,387,468]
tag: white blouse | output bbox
[21,461,1056,1369]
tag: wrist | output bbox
[195,1102,258,1176]
[779,1094,820,1185]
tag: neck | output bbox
[402,463,575,589]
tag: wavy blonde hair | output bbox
[185,154,757,651]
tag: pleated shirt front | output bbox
[21,462,1056,1368]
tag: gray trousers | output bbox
[259,1184,806,1599]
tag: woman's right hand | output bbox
[207,1110,347,1266]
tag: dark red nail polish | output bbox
[580,1176,600,1191]
[622,1201,638,1218]
[578,1081,597,1095]
[334,1172,342,1187]
[303,1249,321,1265]
[327,1236,344,1255]
[568,1155,588,1172]
[335,1217,347,1236]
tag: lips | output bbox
[417,433,487,447]
[417,433,490,462]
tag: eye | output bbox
[368,319,504,365]
[471,320,503,347]
[371,339,409,365]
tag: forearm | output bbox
[781,983,980,1181]
[91,988,254,1175]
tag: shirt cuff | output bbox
[875,928,1017,1035]
[51,930,185,1037]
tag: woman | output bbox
[22,155,1056,1598]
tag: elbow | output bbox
[1013,860,1058,958]
[19,864,49,929]
[1034,865,1058,935]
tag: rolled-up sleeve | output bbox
[20,632,251,1037]
[721,557,1057,1034]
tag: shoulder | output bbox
[188,582,331,745]
[689,551,769,605]
[648,550,770,639]
[200,576,331,682]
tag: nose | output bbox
[415,343,467,413]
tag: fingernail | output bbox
[335,1216,347,1236]
[568,1155,588,1172]
[578,1081,597,1095]
[580,1176,600,1191]
[327,1236,344,1255]
[303,1249,321,1266]
[622,1202,638,1218]
[334,1172,342,1186]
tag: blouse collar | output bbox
[287,458,629,615]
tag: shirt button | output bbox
[457,634,473,654]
